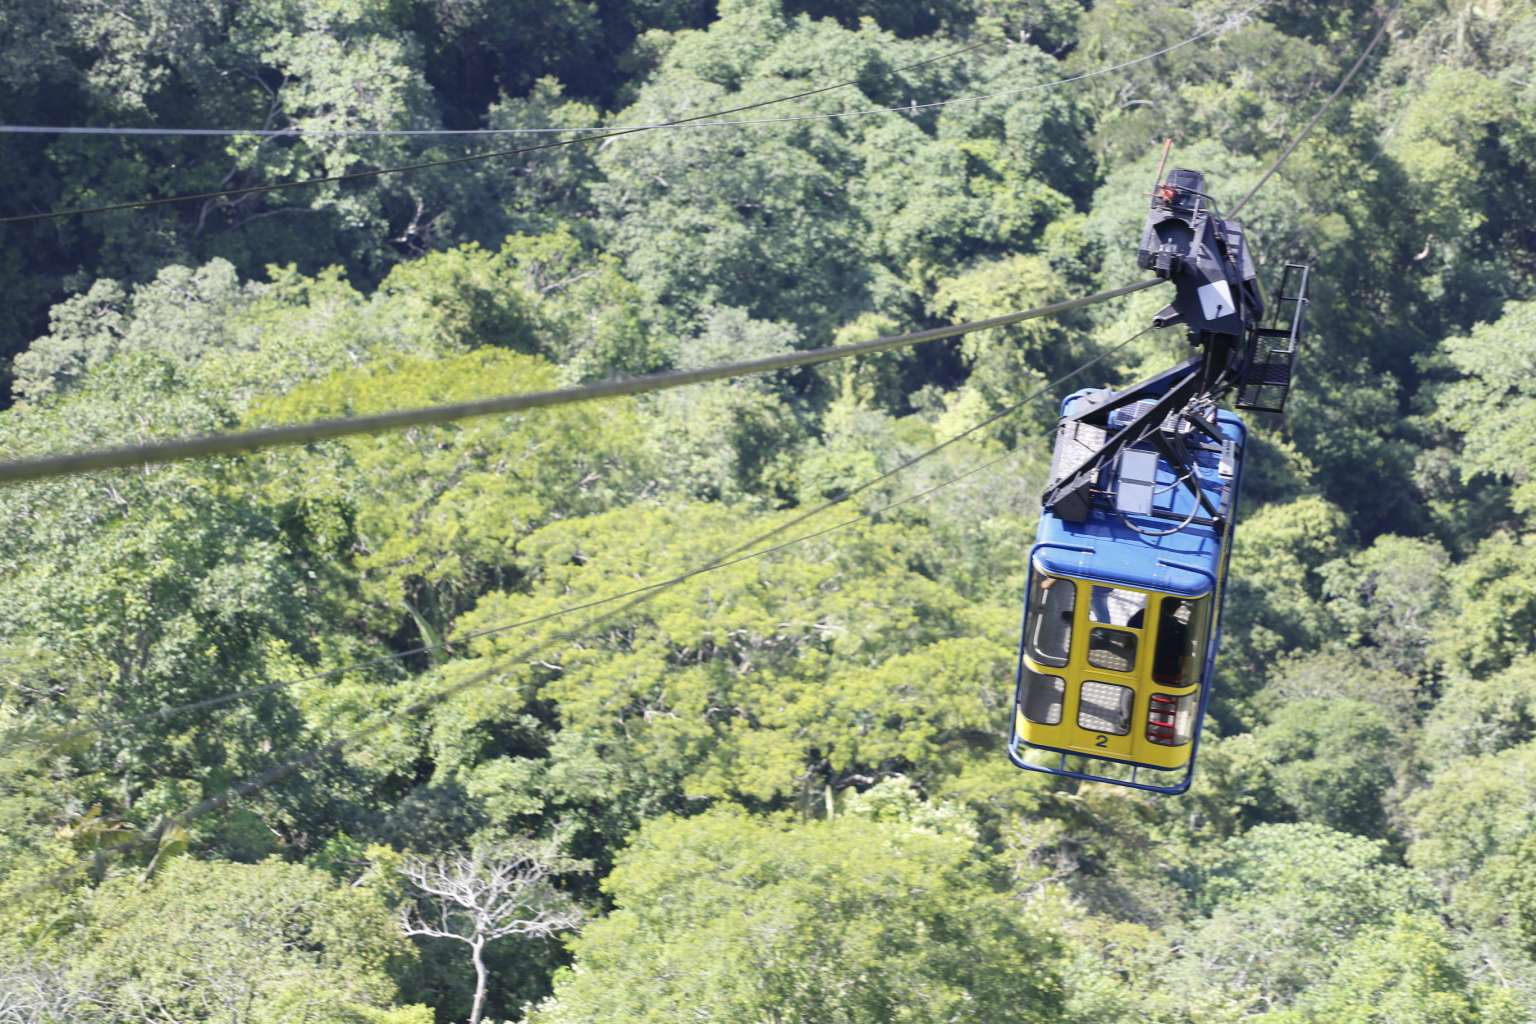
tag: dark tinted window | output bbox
[1025,573,1074,667]
[1021,669,1065,725]
[1152,596,1211,686]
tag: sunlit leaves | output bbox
[533,804,1067,1023]
[1177,823,1436,1011]
[1434,300,1536,519]
[75,857,422,1022]
[253,348,654,640]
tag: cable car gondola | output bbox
[1008,165,1310,794]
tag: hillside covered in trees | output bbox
[3,0,1536,1020]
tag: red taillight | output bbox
[1146,693,1179,745]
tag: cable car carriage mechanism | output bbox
[1008,164,1311,794]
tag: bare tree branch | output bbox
[398,839,586,1024]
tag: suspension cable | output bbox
[0,1,1276,226]
[0,5,1265,141]
[16,326,1156,756]
[1228,0,1402,217]
[0,280,1157,485]
[151,330,1158,835]
[0,40,989,226]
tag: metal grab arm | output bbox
[1042,363,1204,522]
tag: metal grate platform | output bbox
[1236,263,1309,413]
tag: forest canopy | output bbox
[3,0,1536,1021]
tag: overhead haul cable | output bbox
[0,5,1265,140]
[15,325,1156,756]
[0,41,990,226]
[0,4,1269,225]
[0,280,1158,484]
[122,330,1162,843]
[150,0,1410,834]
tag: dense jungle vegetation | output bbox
[3,0,1536,1020]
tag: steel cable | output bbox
[0,1,1274,225]
[0,6,1264,141]
[0,280,1158,484]
[14,325,1156,756]
[0,41,992,226]
[146,327,1160,837]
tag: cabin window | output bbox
[1025,572,1075,667]
[1087,628,1138,672]
[1086,586,1144,671]
[1146,692,1197,746]
[1152,595,1212,686]
[1021,669,1065,725]
[1078,681,1134,735]
[1089,585,1147,628]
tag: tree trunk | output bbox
[470,936,488,1024]
[403,595,445,665]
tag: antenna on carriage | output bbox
[1151,137,1173,193]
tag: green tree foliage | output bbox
[1407,740,1536,914]
[1077,3,1342,166]
[590,18,871,331]
[74,857,425,1023]
[929,252,1083,432]
[1256,651,1418,737]
[253,348,654,644]
[1220,495,1352,702]
[0,348,359,855]
[0,0,445,369]
[1433,531,1536,676]
[6,1,1536,1020]
[1176,823,1436,1013]
[1271,914,1518,1024]
[532,802,1066,1022]
[646,306,807,500]
[1251,698,1398,838]
[428,502,1010,827]
[1318,534,1451,679]
[1423,654,1536,762]
[1432,299,1536,518]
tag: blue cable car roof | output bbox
[1032,401,1247,598]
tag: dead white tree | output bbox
[0,957,98,1024]
[399,839,585,1024]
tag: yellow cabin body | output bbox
[1013,570,1214,773]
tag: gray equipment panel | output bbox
[1115,448,1159,515]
